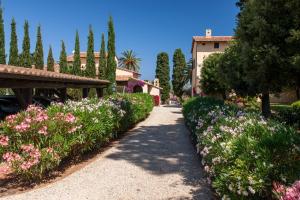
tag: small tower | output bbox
[206,29,212,37]
[153,78,160,87]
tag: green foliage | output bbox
[183,97,300,200]
[107,16,117,94]
[99,33,106,79]
[34,25,44,70]
[85,26,96,78]
[292,100,300,108]
[156,52,170,103]
[200,53,226,98]
[0,94,153,180]
[59,41,68,73]
[47,46,54,72]
[0,8,5,64]
[172,49,187,98]
[8,18,18,66]
[20,21,31,68]
[73,31,81,76]
[119,50,141,72]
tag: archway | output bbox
[133,85,143,93]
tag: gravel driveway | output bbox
[1,106,212,200]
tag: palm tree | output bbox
[119,50,141,72]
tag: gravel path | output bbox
[2,106,212,200]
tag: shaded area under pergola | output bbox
[0,64,110,108]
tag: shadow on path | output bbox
[107,114,211,199]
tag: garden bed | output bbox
[183,97,300,200]
[0,93,154,193]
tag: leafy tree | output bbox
[172,49,187,98]
[200,53,227,99]
[156,52,170,103]
[73,31,81,76]
[47,46,54,72]
[235,0,291,117]
[0,7,5,64]
[59,41,68,73]
[85,26,96,78]
[119,50,141,72]
[8,18,18,66]
[107,16,117,94]
[20,21,31,67]
[99,33,106,79]
[34,25,44,70]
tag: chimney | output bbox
[206,29,212,37]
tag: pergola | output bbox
[0,64,110,108]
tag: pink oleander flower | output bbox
[26,105,43,112]
[65,113,76,123]
[46,147,53,153]
[0,164,11,175]
[0,135,9,146]
[280,181,300,200]
[38,125,48,136]
[14,122,30,133]
[68,125,82,133]
[3,152,22,164]
[5,114,18,124]
[35,112,48,122]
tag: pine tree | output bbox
[8,18,18,66]
[156,52,170,103]
[107,16,117,94]
[20,21,31,67]
[0,7,5,64]
[99,33,106,79]
[34,25,44,70]
[59,41,68,73]
[47,46,54,72]
[172,49,187,98]
[85,26,96,78]
[73,31,81,75]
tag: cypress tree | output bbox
[34,25,44,70]
[107,16,117,94]
[47,46,54,72]
[99,33,106,79]
[172,48,187,98]
[156,52,170,103]
[0,7,5,64]
[20,21,31,67]
[85,25,96,78]
[8,18,18,66]
[73,31,81,76]
[59,41,68,73]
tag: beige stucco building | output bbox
[191,29,233,96]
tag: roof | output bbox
[191,36,234,53]
[0,64,109,88]
[67,52,102,62]
[116,67,141,75]
[129,77,163,90]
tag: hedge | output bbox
[0,93,153,180]
[183,97,300,200]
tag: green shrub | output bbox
[183,97,300,200]
[272,102,300,129]
[0,94,153,180]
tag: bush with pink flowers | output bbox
[0,93,153,180]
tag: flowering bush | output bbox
[0,94,153,180]
[274,180,300,200]
[183,97,300,200]
[152,95,160,106]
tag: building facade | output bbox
[191,29,233,96]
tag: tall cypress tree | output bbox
[156,52,170,103]
[8,18,18,66]
[172,48,187,98]
[59,41,68,73]
[47,46,54,72]
[85,26,96,78]
[99,33,106,79]
[0,7,5,64]
[107,16,117,94]
[73,31,81,76]
[34,25,44,70]
[20,21,31,67]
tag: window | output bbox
[202,43,206,46]
[214,42,220,49]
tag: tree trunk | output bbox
[261,90,271,118]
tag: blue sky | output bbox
[3,0,239,80]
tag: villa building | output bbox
[191,29,233,96]
[66,52,162,99]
